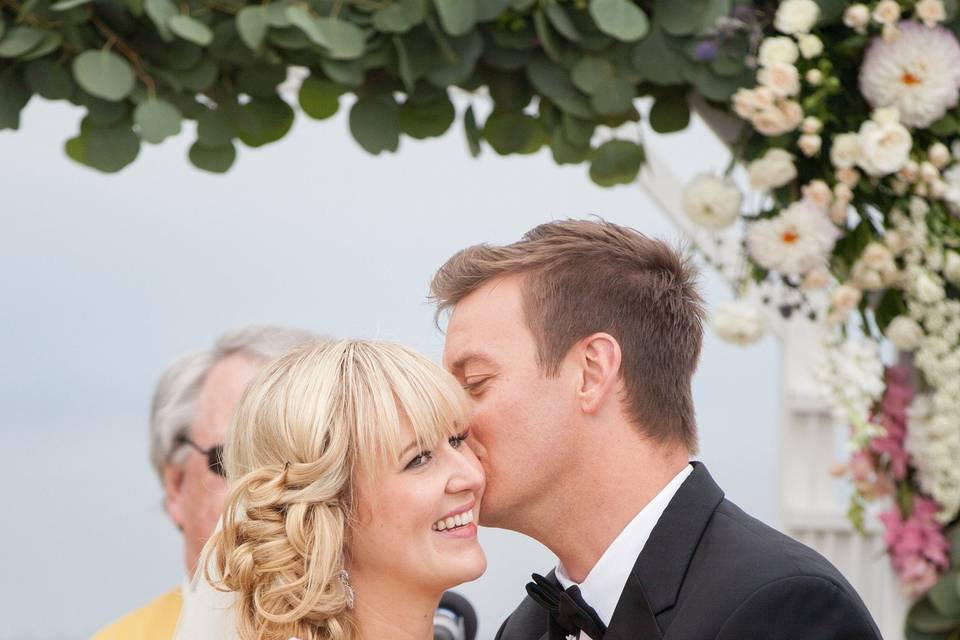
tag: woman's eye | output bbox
[405,451,432,470]
[449,430,470,449]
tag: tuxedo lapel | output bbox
[605,462,725,639]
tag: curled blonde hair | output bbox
[205,339,470,640]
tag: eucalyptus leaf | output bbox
[178,56,219,91]
[589,138,644,186]
[571,56,615,94]
[145,0,178,41]
[649,90,689,133]
[25,60,75,100]
[0,26,45,58]
[299,76,344,119]
[134,98,182,143]
[658,0,707,36]
[909,600,960,634]
[72,50,136,101]
[545,3,580,42]
[589,0,648,42]
[66,117,141,173]
[169,15,214,46]
[236,97,294,147]
[590,77,634,115]
[20,32,63,61]
[464,104,481,156]
[0,72,30,129]
[631,25,684,84]
[399,93,455,138]
[373,0,426,33]
[928,571,960,618]
[434,0,477,36]
[321,58,365,86]
[483,109,539,154]
[316,18,367,59]
[526,56,580,102]
[196,108,236,146]
[426,30,483,87]
[349,95,400,154]
[189,140,237,172]
[236,6,270,51]
[550,131,589,164]
[532,11,563,63]
[476,0,510,21]
[50,0,90,10]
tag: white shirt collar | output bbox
[555,463,693,631]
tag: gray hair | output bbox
[148,325,319,481]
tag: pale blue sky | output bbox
[0,96,780,639]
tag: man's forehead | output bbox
[442,277,526,369]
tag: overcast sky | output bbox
[0,96,782,639]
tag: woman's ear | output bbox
[577,333,622,415]
[164,463,186,531]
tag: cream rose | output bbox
[759,36,800,67]
[857,120,912,176]
[830,133,861,169]
[945,251,960,284]
[758,62,801,97]
[886,316,925,350]
[843,4,870,32]
[799,133,822,156]
[712,300,767,346]
[748,148,797,191]
[798,34,824,58]
[682,174,742,230]
[802,180,832,209]
[872,0,901,25]
[916,0,947,28]
[775,0,820,34]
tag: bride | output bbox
[175,339,486,640]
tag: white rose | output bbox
[843,4,870,31]
[886,316,925,350]
[945,251,960,285]
[775,0,820,34]
[915,270,946,303]
[830,133,861,169]
[916,0,947,27]
[748,148,797,191]
[802,116,822,134]
[921,161,941,183]
[712,300,767,346]
[806,68,823,85]
[873,0,901,24]
[928,143,951,169]
[831,284,863,318]
[757,62,801,97]
[798,133,822,156]
[802,179,832,209]
[801,269,830,290]
[834,182,854,203]
[857,120,912,176]
[900,160,920,182]
[682,174,742,230]
[798,34,824,58]
[862,242,894,269]
[836,167,860,187]
[885,230,910,254]
[758,36,799,66]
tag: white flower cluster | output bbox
[850,242,899,290]
[681,174,742,230]
[745,200,840,276]
[734,1,821,138]
[818,336,886,435]
[886,198,960,521]
[712,299,768,345]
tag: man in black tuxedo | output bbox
[431,219,881,640]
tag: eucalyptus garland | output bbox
[0,0,752,176]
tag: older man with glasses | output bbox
[94,325,318,640]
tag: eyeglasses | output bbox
[175,434,226,478]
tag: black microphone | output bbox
[434,591,478,640]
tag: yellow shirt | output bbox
[92,588,182,640]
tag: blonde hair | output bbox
[206,339,470,640]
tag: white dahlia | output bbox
[682,175,742,230]
[859,21,960,128]
[746,201,840,275]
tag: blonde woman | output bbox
[174,339,486,640]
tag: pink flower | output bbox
[879,496,950,596]
[868,365,914,479]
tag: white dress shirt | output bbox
[554,463,693,640]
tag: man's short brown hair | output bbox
[430,219,705,453]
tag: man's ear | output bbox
[577,333,622,415]
[163,463,186,531]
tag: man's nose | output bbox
[446,448,485,494]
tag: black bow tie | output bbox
[526,573,607,640]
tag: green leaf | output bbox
[545,3,580,41]
[930,114,958,138]
[373,0,426,33]
[434,0,477,36]
[483,109,539,155]
[464,104,481,156]
[145,0,178,41]
[65,117,141,173]
[236,97,294,147]
[562,113,594,145]
[189,140,236,172]
[196,108,235,146]
[321,58,365,86]
[875,288,908,332]
[0,26,45,58]
[134,98,182,143]
[658,0,707,36]
[25,59,75,100]
[72,50,136,102]
[0,72,30,129]
[589,0,648,42]
[236,64,286,97]
[526,56,580,103]
[571,56,615,94]
[426,30,483,86]
[908,599,960,634]
[178,56,218,91]
[77,91,129,125]
[317,17,366,59]
[399,93,455,138]
[20,32,62,60]
[928,571,960,618]
[590,77,634,115]
[266,0,295,27]
[50,0,90,10]
[549,131,589,164]
[488,70,533,110]
[950,525,960,566]
[476,0,510,21]
[649,90,689,133]
[349,95,400,154]
[589,139,644,186]
[236,6,269,51]
[0,17,5,42]
[631,25,684,84]
[532,11,563,63]
[299,76,343,119]
[169,15,214,46]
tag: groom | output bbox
[432,219,881,639]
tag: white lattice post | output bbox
[638,150,909,639]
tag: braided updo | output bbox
[204,339,470,640]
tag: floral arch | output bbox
[3,0,959,635]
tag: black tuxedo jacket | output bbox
[496,462,882,640]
